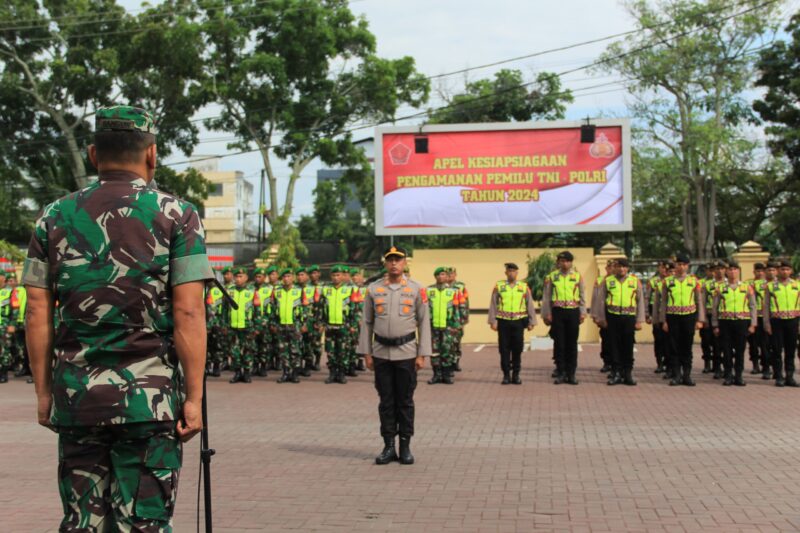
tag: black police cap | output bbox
[504,262,519,270]
[557,251,574,261]
[383,246,407,260]
[616,258,630,267]
[675,253,691,264]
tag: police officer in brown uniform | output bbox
[358,246,432,465]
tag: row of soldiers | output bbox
[591,255,800,387]
[0,270,29,384]
[206,264,367,384]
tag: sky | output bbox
[117,0,799,223]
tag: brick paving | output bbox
[3,344,800,532]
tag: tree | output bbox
[429,69,573,124]
[598,0,781,259]
[199,0,429,259]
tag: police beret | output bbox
[5,271,15,279]
[616,258,630,267]
[349,267,360,275]
[675,254,691,264]
[331,265,345,274]
[754,262,766,270]
[308,264,320,273]
[504,262,519,270]
[434,267,447,276]
[295,266,306,275]
[253,268,265,275]
[779,259,793,268]
[726,260,740,269]
[280,268,293,277]
[557,251,574,261]
[221,266,232,274]
[232,267,247,275]
[265,265,277,274]
[383,246,407,259]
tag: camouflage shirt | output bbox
[22,170,213,427]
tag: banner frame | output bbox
[374,118,632,236]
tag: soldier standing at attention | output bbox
[427,267,460,385]
[746,263,767,376]
[488,262,537,385]
[358,246,432,465]
[23,106,212,530]
[308,265,325,371]
[253,268,274,377]
[296,267,320,377]
[594,258,646,386]
[542,251,586,385]
[711,261,756,387]
[222,266,234,290]
[645,260,672,375]
[763,260,800,387]
[271,268,308,383]
[321,265,354,384]
[660,254,705,386]
[228,267,258,384]
[447,267,469,372]
[205,274,226,377]
[351,267,368,372]
[0,270,17,383]
[265,265,281,370]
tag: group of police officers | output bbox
[203,263,471,386]
[0,270,30,384]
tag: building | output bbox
[189,157,257,244]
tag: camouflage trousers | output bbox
[12,327,27,368]
[206,325,227,366]
[454,327,464,361]
[254,323,273,367]
[431,328,458,368]
[344,326,360,367]
[231,328,256,372]
[302,326,323,366]
[275,326,302,371]
[58,421,181,533]
[0,329,12,369]
[324,327,349,370]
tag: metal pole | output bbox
[258,169,266,243]
[200,375,215,532]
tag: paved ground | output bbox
[3,344,800,532]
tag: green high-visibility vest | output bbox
[768,280,800,319]
[256,285,274,315]
[14,286,26,324]
[718,283,752,320]
[322,285,352,325]
[428,286,457,329]
[664,275,699,315]
[605,274,638,316]
[275,287,304,325]
[546,270,581,308]
[0,287,12,322]
[229,286,256,329]
[495,280,529,320]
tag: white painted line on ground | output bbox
[474,344,486,352]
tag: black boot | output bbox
[607,369,622,386]
[442,366,454,385]
[427,367,442,385]
[713,368,723,380]
[501,372,511,385]
[398,436,414,465]
[242,369,252,383]
[511,371,521,385]
[551,368,560,378]
[290,369,300,383]
[0,370,7,384]
[623,369,637,386]
[454,360,462,372]
[346,363,358,377]
[211,363,221,377]
[751,360,761,375]
[277,369,290,383]
[702,359,712,373]
[723,373,733,386]
[337,368,348,384]
[314,354,322,371]
[356,358,366,372]
[14,364,30,378]
[669,367,683,386]
[654,354,663,373]
[257,363,268,377]
[682,365,695,386]
[324,368,336,384]
[734,371,746,387]
[229,370,242,384]
[785,372,799,387]
[566,373,579,385]
[762,365,772,380]
[299,362,311,377]
[375,437,398,465]
[600,364,610,373]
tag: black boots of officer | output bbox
[607,368,622,386]
[356,357,366,372]
[277,369,290,383]
[442,366,454,385]
[751,360,761,375]
[211,363,221,377]
[623,369,637,386]
[299,361,312,377]
[511,371,521,385]
[229,370,243,384]
[325,367,347,384]
[256,363,268,377]
[14,363,31,377]
[375,437,399,465]
[314,354,322,371]
[0,369,7,384]
[428,366,443,385]
[501,372,511,385]
[242,369,252,383]
[702,359,712,374]
[682,364,696,386]
[398,436,414,465]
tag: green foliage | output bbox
[429,69,572,124]
[525,252,556,302]
[0,239,24,262]
[154,166,214,209]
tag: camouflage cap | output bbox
[95,105,156,134]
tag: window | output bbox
[208,183,223,196]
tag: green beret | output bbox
[253,268,265,275]
[349,267,359,275]
[265,265,277,274]
[434,267,447,276]
[308,264,320,273]
[95,105,156,134]
[331,265,344,274]
[280,268,293,278]
[221,266,232,274]
[5,271,16,279]
[233,267,247,275]
[295,266,307,275]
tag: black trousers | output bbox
[770,318,799,377]
[551,308,580,376]
[719,320,749,377]
[497,319,526,374]
[599,328,610,366]
[700,327,721,370]
[652,323,668,367]
[667,314,697,371]
[373,357,417,439]
[606,314,636,371]
[747,318,770,368]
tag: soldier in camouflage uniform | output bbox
[205,273,227,377]
[222,266,234,289]
[22,106,213,531]
[265,265,281,370]
[308,264,325,370]
[296,267,321,376]
[0,270,18,383]
[253,267,274,377]
[447,267,469,372]
[320,265,355,384]
[427,267,461,384]
[270,268,309,383]
[227,267,258,384]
